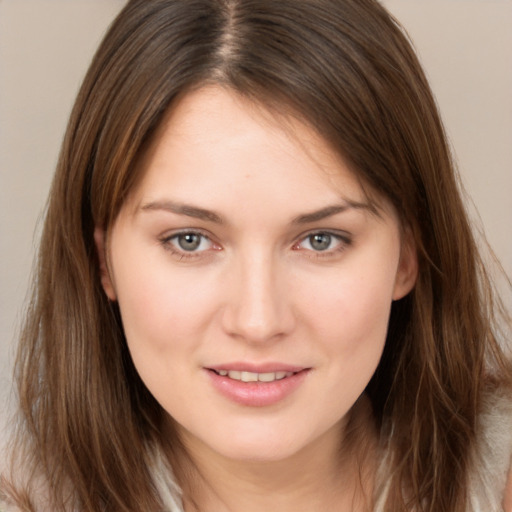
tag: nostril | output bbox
[220,265,296,343]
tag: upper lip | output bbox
[206,362,308,373]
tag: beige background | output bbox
[1,1,511,447]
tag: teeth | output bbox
[215,370,295,382]
[240,371,258,382]
[258,372,277,382]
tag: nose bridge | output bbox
[223,246,293,343]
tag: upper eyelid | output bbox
[292,231,353,260]
[158,228,352,251]
[160,228,213,242]
[294,228,352,243]
[159,229,216,253]
[159,231,218,259]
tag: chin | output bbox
[192,419,338,465]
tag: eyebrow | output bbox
[291,200,375,224]
[139,198,375,225]
[140,200,224,224]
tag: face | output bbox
[96,86,417,464]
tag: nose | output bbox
[221,250,296,344]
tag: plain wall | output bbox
[1,0,511,447]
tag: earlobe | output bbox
[93,227,117,301]
[392,230,418,301]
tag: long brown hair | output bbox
[3,0,511,510]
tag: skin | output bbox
[95,86,418,511]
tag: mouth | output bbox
[209,369,297,383]
[206,366,310,406]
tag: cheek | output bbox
[111,256,223,414]
[112,248,220,359]
[301,251,398,386]
[305,257,397,342]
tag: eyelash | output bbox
[159,230,219,260]
[292,231,352,258]
[159,230,352,260]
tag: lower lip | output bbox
[206,369,310,407]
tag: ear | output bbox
[392,228,418,301]
[94,227,117,301]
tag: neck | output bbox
[169,396,377,512]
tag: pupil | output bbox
[178,233,201,251]
[311,233,331,251]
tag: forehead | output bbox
[125,86,387,220]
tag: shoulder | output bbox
[505,466,512,512]
[0,498,21,512]
[0,494,29,512]
[375,387,512,511]
[469,386,512,511]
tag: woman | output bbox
[2,0,511,511]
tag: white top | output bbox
[372,388,512,512]
[2,390,511,511]
[154,389,512,512]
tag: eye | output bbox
[294,231,351,254]
[174,232,207,251]
[306,233,334,251]
[161,231,216,254]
